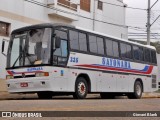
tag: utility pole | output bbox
[93,0,96,31]
[147,0,159,45]
[147,0,151,45]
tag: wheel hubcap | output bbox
[78,82,86,96]
[136,84,141,96]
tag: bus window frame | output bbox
[52,27,69,67]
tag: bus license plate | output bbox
[20,83,28,87]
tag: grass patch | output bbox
[155,89,160,93]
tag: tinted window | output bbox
[79,32,87,51]
[126,44,132,59]
[55,30,67,39]
[120,43,126,58]
[133,46,139,60]
[105,39,113,56]
[151,50,157,64]
[120,43,132,59]
[89,35,97,53]
[105,39,119,57]
[69,30,79,50]
[139,47,144,61]
[113,41,119,57]
[144,48,151,62]
[97,37,104,54]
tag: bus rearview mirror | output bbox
[1,39,9,56]
[2,41,5,53]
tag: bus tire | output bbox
[128,81,142,99]
[73,77,88,99]
[37,92,53,99]
[100,93,115,99]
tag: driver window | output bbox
[54,40,67,57]
[53,30,68,66]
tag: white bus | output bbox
[2,23,158,99]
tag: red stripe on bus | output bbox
[75,64,153,75]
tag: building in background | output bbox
[0,0,127,79]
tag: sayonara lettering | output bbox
[102,57,131,69]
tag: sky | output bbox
[123,0,160,41]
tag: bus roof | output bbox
[11,23,155,50]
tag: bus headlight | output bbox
[6,75,14,79]
[35,72,49,77]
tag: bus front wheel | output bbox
[73,77,88,99]
[128,81,143,99]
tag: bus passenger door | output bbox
[52,30,69,91]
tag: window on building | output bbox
[80,0,90,12]
[57,0,78,11]
[0,21,10,37]
[97,0,103,10]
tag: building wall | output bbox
[0,0,127,79]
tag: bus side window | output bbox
[105,39,113,57]
[53,30,68,66]
[112,41,119,57]
[69,30,79,50]
[139,47,144,61]
[151,50,157,64]
[120,43,132,59]
[79,32,87,52]
[89,35,97,53]
[144,48,151,63]
[97,37,104,55]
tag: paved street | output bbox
[0,93,160,120]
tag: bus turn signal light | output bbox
[6,75,14,79]
[35,72,49,77]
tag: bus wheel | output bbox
[128,81,142,99]
[100,93,115,99]
[37,92,53,99]
[73,77,88,99]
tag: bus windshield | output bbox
[7,28,52,68]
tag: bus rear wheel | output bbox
[73,77,88,99]
[37,92,53,99]
[128,81,143,99]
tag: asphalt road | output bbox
[0,95,160,120]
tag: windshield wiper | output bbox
[12,48,34,67]
[12,50,23,67]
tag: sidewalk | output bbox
[0,91,160,100]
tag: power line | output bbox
[24,0,155,35]
[24,0,128,28]
[102,1,146,11]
